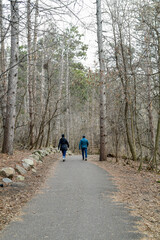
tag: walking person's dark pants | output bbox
[82,148,87,160]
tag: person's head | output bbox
[83,135,85,138]
[62,134,65,138]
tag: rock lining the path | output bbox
[15,164,27,176]
[0,167,15,179]
[0,147,62,186]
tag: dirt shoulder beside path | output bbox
[88,155,160,240]
[0,151,59,231]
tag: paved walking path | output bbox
[0,156,143,240]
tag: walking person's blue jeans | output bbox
[62,150,66,159]
[82,148,87,160]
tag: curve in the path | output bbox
[0,156,143,240]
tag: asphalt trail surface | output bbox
[0,156,143,240]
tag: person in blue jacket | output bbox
[79,135,89,161]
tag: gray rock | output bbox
[0,167,15,178]
[3,178,13,184]
[16,175,25,181]
[32,169,37,173]
[22,158,34,167]
[22,162,31,171]
[36,150,46,157]
[11,182,26,188]
[34,151,42,157]
[15,164,27,175]
[30,154,42,161]
[46,148,52,153]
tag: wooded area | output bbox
[0,0,159,170]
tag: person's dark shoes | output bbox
[63,157,65,162]
[85,158,87,161]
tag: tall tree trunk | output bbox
[56,46,64,144]
[118,24,137,161]
[152,33,160,169]
[41,39,45,109]
[32,0,39,111]
[145,33,155,159]
[0,0,7,129]
[65,47,70,141]
[2,0,19,154]
[96,0,107,161]
[91,90,95,153]
[27,0,34,147]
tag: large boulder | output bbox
[22,158,34,167]
[0,167,15,179]
[15,165,27,176]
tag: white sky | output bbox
[70,0,98,69]
[53,0,98,69]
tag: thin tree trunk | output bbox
[96,0,107,161]
[32,0,39,110]
[146,33,155,158]
[41,39,45,109]
[27,0,34,147]
[91,90,95,153]
[45,109,51,147]
[56,46,64,144]
[2,0,19,154]
[65,47,70,141]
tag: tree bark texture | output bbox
[65,47,70,142]
[2,0,19,154]
[56,46,64,144]
[96,0,107,161]
[0,0,7,129]
[152,33,160,169]
[27,0,34,147]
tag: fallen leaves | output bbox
[89,155,160,240]
[0,151,59,231]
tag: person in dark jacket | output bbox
[79,135,89,161]
[58,134,69,161]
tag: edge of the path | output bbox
[88,155,160,240]
[0,153,60,232]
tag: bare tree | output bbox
[2,0,19,154]
[96,0,107,161]
[0,0,7,130]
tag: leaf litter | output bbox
[0,150,58,232]
[89,155,160,240]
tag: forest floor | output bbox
[0,152,160,239]
[88,155,160,240]
[0,150,59,232]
